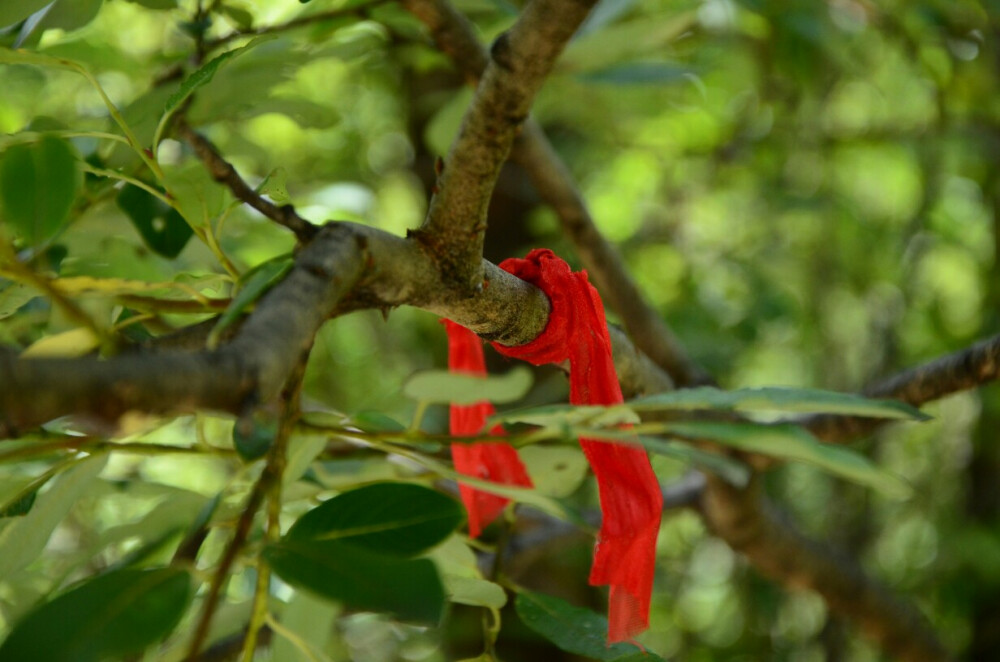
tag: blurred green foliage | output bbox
[0,0,998,660]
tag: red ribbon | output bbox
[443,319,532,539]
[446,249,662,642]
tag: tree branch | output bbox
[407,0,598,290]
[0,224,366,436]
[401,0,711,386]
[806,333,1000,442]
[699,475,952,662]
[176,120,318,243]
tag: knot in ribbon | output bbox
[446,249,662,643]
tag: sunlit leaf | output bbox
[20,327,99,357]
[490,402,639,428]
[164,36,274,113]
[0,567,192,662]
[403,366,533,405]
[629,386,930,420]
[0,135,81,246]
[0,455,107,579]
[519,445,589,497]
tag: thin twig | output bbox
[176,119,319,243]
[401,0,711,386]
[407,0,600,290]
[185,355,307,661]
[240,355,308,661]
[806,333,1000,442]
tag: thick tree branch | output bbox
[699,475,952,662]
[806,333,1000,442]
[401,0,711,386]
[0,224,365,436]
[176,120,318,242]
[408,0,598,290]
[0,218,679,435]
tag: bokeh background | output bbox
[1,0,998,660]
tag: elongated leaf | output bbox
[518,446,589,497]
[208,255,293,347]
[515,591,662,660]
[232,412,276,462]
[0,135,81,246]
[651,421,912,498]
[636,436,751,487]
[287,482,463,556]
[444,575,507,609]
[629,386,930,420]
[403,367,533,405]
[116,183,193,258]
[0,455,107,579]
[164,36,273,113]
[0,3,56,30]
[264,539,445,624]
[0,567,191,662]
[0,47,77,70]
[270,590,339,662]
[489,402,639,428]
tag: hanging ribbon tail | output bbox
[443,319,532,539]
[491,249,663,643]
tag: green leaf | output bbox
[579,61,691,85]
[403,367,533,405]
[115,183,193,258]
[35,0,104,33]
[232,413,276,462]
[219,3,253,29]
[629,386,930,420]
[515,591,662,660]
[0,281,38,319]
[0,1,53,28]
[124,0,177,8]
[270,590,339,662]
[286,482,464,556]
[490,402,639,428]
[0,455,107,579]
[349,410,406,433]
[258,166,290,204]
[430,536,507,609]
[0,567,192,662]
[0,135,81,246]
[207,254,293,348]
[518,446,589,498]
[0,47,77,71]
[264,539,445,624]
[0,489,37,517]
[443,575,507,609]
[653,421,912,498]
[636,436,751,488]
[164,36,273,114]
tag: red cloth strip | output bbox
[443,319,532,539]
[490,249,662,642]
